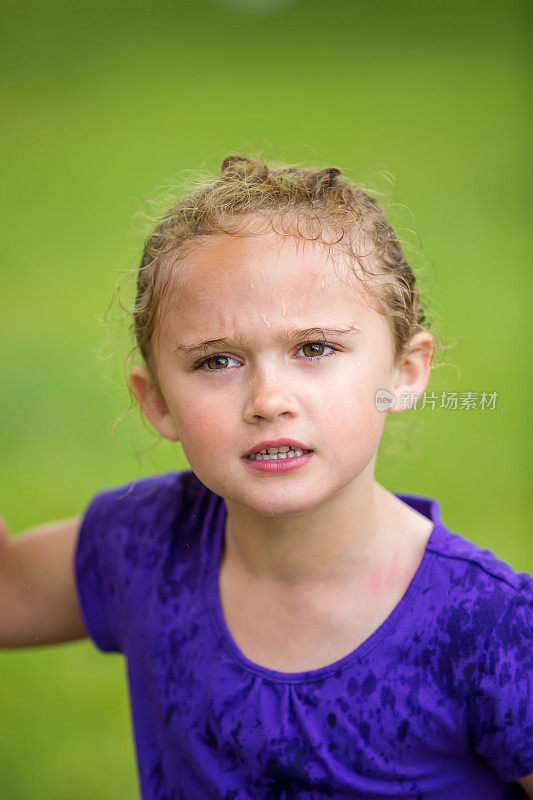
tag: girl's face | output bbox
[131,230,428,517]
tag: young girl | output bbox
[1,155,532,800]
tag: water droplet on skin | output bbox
[249,282,255,290]
[281,301,287,317]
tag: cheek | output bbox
[180,401,234,447]
[321,374,386,445]
[326,361,384,414]
[328,404,384,445]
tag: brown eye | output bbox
[301,342,326,357]
[193,353,240,373]
[205,356,230,370]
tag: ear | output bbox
[389,330,435,413]
[128,365,181,441]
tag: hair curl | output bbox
[132,154,433,370]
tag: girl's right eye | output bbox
[192,354,239,372]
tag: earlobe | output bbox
[389,331,435,414]
[128,365,181,441]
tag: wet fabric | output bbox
[74,470,533,799]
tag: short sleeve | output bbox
[74,472,185,654]
[467,572,533,782]
[74,487,126,653]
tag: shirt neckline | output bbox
[204,491,445,684]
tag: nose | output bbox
[243,367,298,424]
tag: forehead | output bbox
[155,231,387,347]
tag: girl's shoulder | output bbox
[397,491,532,652]
[75,470,213,652]
[427,519,531,596]
[398,490,532,596]
[80,469,210,528]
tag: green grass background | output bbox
[0,0,531,796]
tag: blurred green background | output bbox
[0,0,530,796]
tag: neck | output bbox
[222,465,398,589]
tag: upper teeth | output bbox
[262,446,291,454]
[248,446,311,460]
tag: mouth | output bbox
[245,447,313,461]
[242,439,313,461]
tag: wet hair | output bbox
[132,154,434,372]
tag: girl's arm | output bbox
[0,514,87,647]
[518,775,533,798]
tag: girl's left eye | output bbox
[296,341,338,361]
[192,341,339,372]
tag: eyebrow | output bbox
[175,324,360,357]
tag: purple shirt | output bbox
[74,470,533,799]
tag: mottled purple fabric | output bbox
[74,470,533,799]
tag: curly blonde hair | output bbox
[132,154,433,371]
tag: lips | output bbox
[242,438,313,458]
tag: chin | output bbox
[240,483,333,518]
